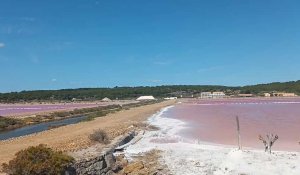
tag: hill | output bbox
[0,81,299,102]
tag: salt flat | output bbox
[124,105,300,175]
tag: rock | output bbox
[116,154,125,162]
[112,162,123,173]
[105,154,115,168]
[116,155,128,167]
[123,161,144,174]
[153,171,164,175]
[105,170,114,175]
[134,167,150,175]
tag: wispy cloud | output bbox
[153,61,171,65]
[51,78,57,82]
[0,25,34,35]
[0,17,36,35]
[148,79,162,83]
[0,43,5,48]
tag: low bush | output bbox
[52,111,70,118]
[23,115,45,124]
[2,144,74,175]
[0,116,24,131]
[89,129,110,144]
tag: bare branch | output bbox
[259,134,278,154]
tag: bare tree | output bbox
[259,134,278,154]
[259,135,268,152]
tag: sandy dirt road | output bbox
[0,100,176,168]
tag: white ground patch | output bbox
[124,105,300,175]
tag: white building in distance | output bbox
[212,92,226,98]
[200,92,212,99]
[200,92,226,99]
[101,97,112,102]
[273,92,297,97]
[136,96,156,101]
[164,97,178,100]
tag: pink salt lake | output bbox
[165,98,300,151]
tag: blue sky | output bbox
[0,0,300,92]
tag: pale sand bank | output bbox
[0,100,176,169]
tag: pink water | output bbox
[0,103,103,116]
[167,98,300,151]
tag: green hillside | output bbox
[0,81,299,102]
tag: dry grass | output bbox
[88,129,110,144]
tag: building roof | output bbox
[238,94,253,97]
[212,92,225,95]
[136,96,156,100]
[101,97,112,102]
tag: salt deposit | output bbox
[124,105,300,175]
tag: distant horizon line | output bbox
[1,80,299,94]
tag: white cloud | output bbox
[0,43,5,48]
[20,17,35,22]
[51,78,57,82]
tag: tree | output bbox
[259,134,278,154]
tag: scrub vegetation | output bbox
[0,116,24,132]
[89,129,110,144]
[2,144,74,175]
[0,80,299,102]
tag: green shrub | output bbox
[52,111,70,118]
[89,129,110,144]
[2,144,74,175]
[0,116,24,131]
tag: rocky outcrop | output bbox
[65,132,136,175]
[65,150,115,175]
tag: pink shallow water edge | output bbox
[0,103,103,116]
[166,98,300,151]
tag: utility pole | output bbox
[236,116,241,150]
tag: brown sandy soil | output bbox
[0,100,175,170]
[117,150,170,175]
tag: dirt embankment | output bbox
[0,100,176,169]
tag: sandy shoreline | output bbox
[0,100,176,169]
